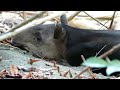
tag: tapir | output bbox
[11,14,120,67]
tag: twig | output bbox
[95,45,107,57]
[99,12,118,30]
[0,11,66,41]
[73,67,89,79]
[99,20,110,30]
[68,11,81,21]
[63,70,73,78]
[109,11,116,30]
[99,43,120,58]
[81,55,96,79]
[68,70,73,78]
[73,55,96,79]
[23,11,27,20]
[52,60,57,67]
[83,11,109,30]
[63,70,70,77]
[57,66,63,76]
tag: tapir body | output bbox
[61,24,120,66]
[11,14,120,67]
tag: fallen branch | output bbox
[0,11,66,41]
[99,20,110,30]
[68,11,81,21]
[109,11,116,30]
[99,11,118,30]
[73,55,96,79]
[73,67,89,79]
[95,45,107,57]
[83,11,109,30]
[81,55,96,79]
[99,43,120,58]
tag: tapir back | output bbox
[60,14,120,66]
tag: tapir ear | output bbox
[54,24,66,40]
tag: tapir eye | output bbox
[34,32,42,41]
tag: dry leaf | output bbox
[28,59,41,65]
[22,72,32,79]
[50,60,57,67]
[10,65,19,76]
[63,70,70,77]
[0,70,9,78]
[22,72,47,79]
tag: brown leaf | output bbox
[22,72,32,79]
[28,59,41,65]
[22,72,46,79]
[0,70,10,78]
[51,60,57,67]
[10,65,19,76]
[5,74,22,79]
[56,66,63,76]
[63,70,70,77]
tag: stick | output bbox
[99,43,120,58]
[99,11,118,30]
[81,55,96,79]
[0,11,66,41]
[73,67,89,79]
[109,11,116,30]
[99,20,110,30]
[73,55,96,79]
[83,11,109,30]
[68,11,81,21]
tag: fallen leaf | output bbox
[22,72,32,79]
[28,59,41,65]
[0,70,9,78]
[10,65,19,76]
[63,70,69,77]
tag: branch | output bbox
[73,67,89,79]
[0,11,66,41]
[83,11,109,30]
[73,55,96,79]
[67,11,81,21]
[99,20,110,30]
[81,55,96,79]
[109,11,116,30]
[99,43,120,58]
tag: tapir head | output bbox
[11,23,67,60]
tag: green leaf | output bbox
[106,60,120,75]
[82,57,108,68]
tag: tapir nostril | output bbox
[11,41,24,47]
[11,41,18,46]
[11,41,27,50]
